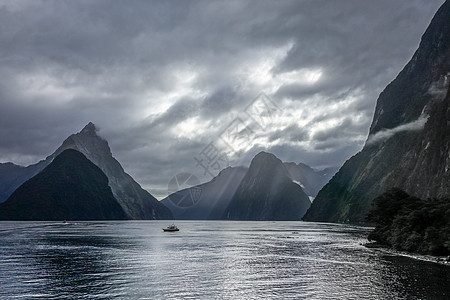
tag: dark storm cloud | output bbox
[0,0,445,198]
[268,124,309,143]
[147,98,200,129]
[200,86,237,118]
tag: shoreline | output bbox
[363,242,450,266]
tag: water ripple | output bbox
[0,221,449,299]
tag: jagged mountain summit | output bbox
[0,149,127,221]
[0,122,172,220]
[54,123,172,219]
[304,1,450,224]
[161,166,247,220]
[223,152,311,221]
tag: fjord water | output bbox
[0,221,449,299]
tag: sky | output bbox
[0,0,445,199]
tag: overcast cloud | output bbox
[0,0,444,198]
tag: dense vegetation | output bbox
[367,188,450,256]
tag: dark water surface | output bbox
[0,221,449,299]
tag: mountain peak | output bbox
[223,151,311,220]
[0,123,173,220]
[253,151,279,163]
[80,122,98,135]
[254,151,275,158]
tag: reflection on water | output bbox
[0,221,449,299]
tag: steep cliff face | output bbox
[0,149,127,221]
[223,152,311,221]
[304,1,450,223]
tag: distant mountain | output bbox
[304,1,450,224]
[223,152,311,220]
[283,162,338,199]
[0,160,48,203]
[0,149,127,221]
[161,167,247,220]
[161,153,332,220]
[0,122,172,219]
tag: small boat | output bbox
[163,224,179,232]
